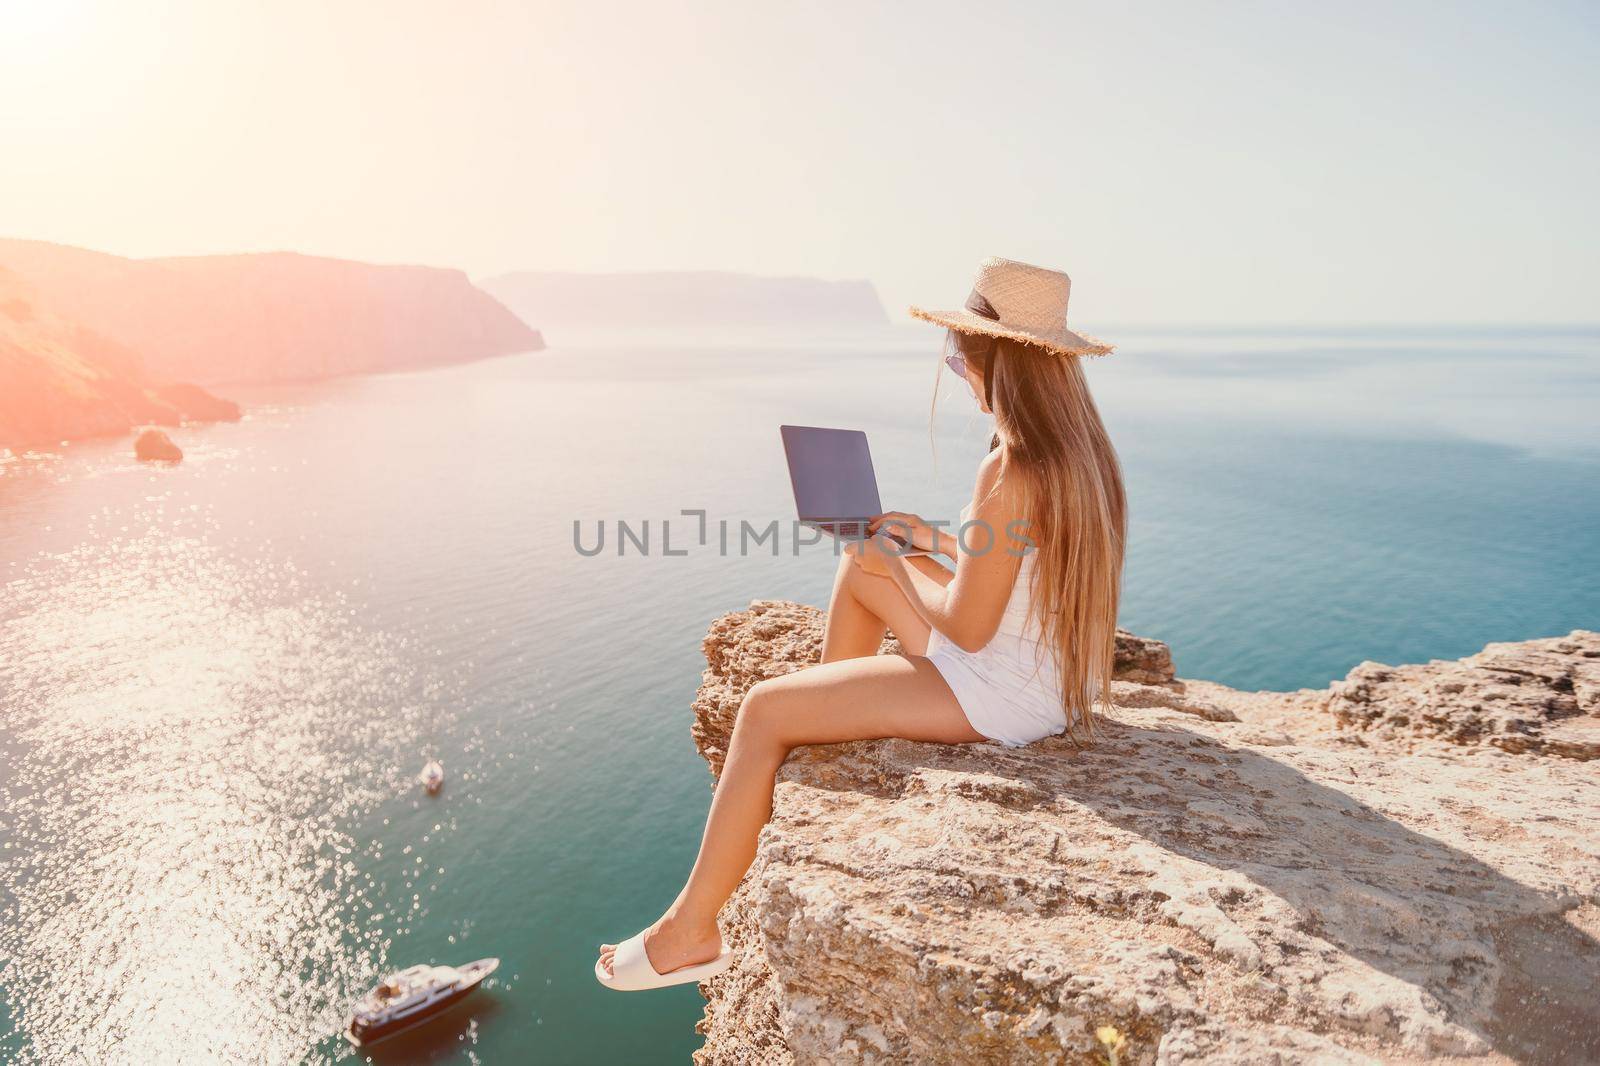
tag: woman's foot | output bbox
[597,909,723,978]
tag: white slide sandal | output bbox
[595,930,734,991]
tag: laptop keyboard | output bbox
[818,521,915,548]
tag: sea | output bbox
[1,325,1596,1064]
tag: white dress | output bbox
[924,508,1070,747]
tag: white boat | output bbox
[345,957,499,1046]
[419,760,445,793]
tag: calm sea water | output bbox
[1,326,1596,1063]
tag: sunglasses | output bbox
[944,352,968,378]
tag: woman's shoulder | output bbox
[975,446,1006,485]
[973,446,1027,513]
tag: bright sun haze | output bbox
[1,0,1597,323]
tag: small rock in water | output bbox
[134,428,183,462]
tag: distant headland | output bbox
[479,269,888,335]
[0,239,543,453]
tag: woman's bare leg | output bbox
[820,553,951,663]
[599,654,983,977]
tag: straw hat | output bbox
[909,257,1113,358]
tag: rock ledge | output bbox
[690,602,1600,1065]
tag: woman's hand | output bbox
[869,511,943,554]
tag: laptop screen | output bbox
[780,425,883,524]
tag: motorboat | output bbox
[345,957,498,1046]
[419,760,445,794]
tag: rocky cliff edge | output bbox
[689,601,1600,1065]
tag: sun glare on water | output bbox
[0,526,458,1063]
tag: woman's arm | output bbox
[874,450,1026,653]
[869,511,959,558]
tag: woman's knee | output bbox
[734,678,792,747]
[836,553,891,601]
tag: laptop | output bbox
[780,425,933,555]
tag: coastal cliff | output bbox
[689,601,1600,1064]
[0,239,542,387]
[0,269,238,452]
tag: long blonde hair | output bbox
[943,330,1128,741]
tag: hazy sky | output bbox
[3,0,1597,323]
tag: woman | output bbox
[597,258,1127,990]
